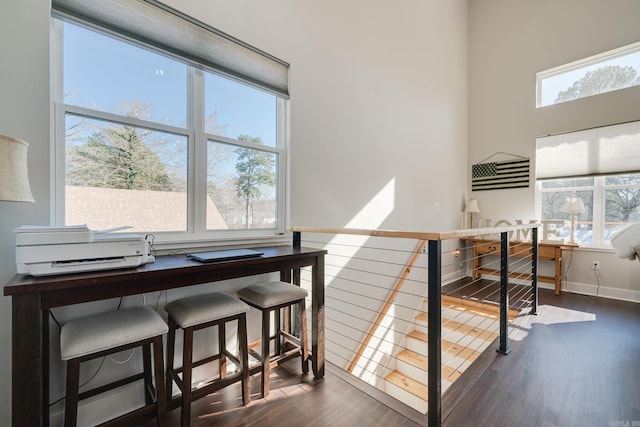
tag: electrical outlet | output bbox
[592,260,600,270]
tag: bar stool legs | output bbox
[237,280,309,398]
[165,293,250,427]
[60,307,168,427]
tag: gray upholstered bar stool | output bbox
[164,292,250,427]
[237,281,309,398]
[59,306,168,427]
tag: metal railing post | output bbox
[427,240,441,426]
[497,231,511,355]
[531,227,538,315]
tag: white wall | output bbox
[0,1,468,425]
[468,0,640,300]
[0,0,51,426]
[166,0,470,232]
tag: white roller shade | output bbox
[52,0,290,98]
[536,120,640,180]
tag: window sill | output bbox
[150,232,292,254]
[567,244,614,253]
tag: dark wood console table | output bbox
[4,245,326,427]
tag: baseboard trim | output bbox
[562,281,640,303]
[470,270,640,304]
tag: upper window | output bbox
[537,41,640,108]
[53,19,287,240]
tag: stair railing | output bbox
[290,224,539,426]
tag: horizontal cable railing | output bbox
[289,224,539,426]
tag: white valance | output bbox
[52,0,290,98]
[536,120,640,180]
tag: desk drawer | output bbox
[472,240,558,260]
[537,244,556,259]
[474,241,500,255]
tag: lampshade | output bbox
[465,199,480,213]
[0,134,35,202]
[561,196,584,214]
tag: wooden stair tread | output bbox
[407,330,482,361]
[385,371,427,400]
[415,313,499,342]
[397,348,426,368]
[384,295,515,407]
[396,349,464,382]
[441,295,520,321]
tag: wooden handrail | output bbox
[288,224,540,241]
[346,239,427,373]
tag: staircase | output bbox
[384,295,520,412]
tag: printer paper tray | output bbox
[18,256,144,276]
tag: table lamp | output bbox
[465,199,480,228]
[561,196,584,244]
[0,134,35,202]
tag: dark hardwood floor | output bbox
[146,287,639,426]
[147,359,421,427]
[443,287,640,427]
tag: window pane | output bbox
[63,22,187,127]
[205,72,277,147]
[605,187,640,243]
[538,42,640,107]
[65,114,188,232]
[207,139,277,230]
[541,177,594,189]
[605,173,640,186]
[541,191,593,243]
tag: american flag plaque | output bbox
[472,158,529,191]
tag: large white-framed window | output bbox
[536,175,640,247]
[537,40,640,108]
[51,3,289,244]
[536,121,640,248]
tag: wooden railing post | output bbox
[497,231,511,355]
[531,227,538,315]
[427,240,441,426]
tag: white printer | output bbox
[15,225,154,276]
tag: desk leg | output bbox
[281,270,293,339]
[555,247,562,295]
[311,256,325,378]
[12,293,42,427]
[472,246,479,280]
[43,310,50,427]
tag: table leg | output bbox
[311,256,325,378]
[43,310,50,427]
[555,247,562,295]
[472,246,479,280]
[12,293,42,426]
